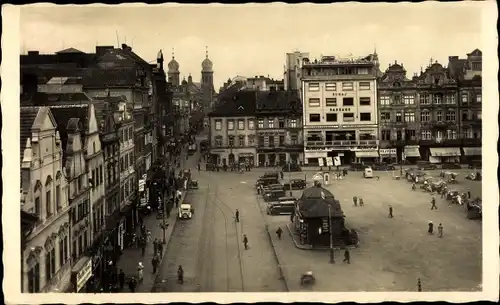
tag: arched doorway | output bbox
[228,153,235,165]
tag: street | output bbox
[152,140,287,292]
[264,168,482,291]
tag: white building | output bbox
[301,54,380,165]
[284,51,310,92]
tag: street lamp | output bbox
[288,162,292,197]
[328,204,334,264]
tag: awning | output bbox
[404,146,421,158]
[430,147,461,157]
[355,150,379,158]
[463,147,482,156]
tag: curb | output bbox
[286,224,360,251]
[264,224,289,292]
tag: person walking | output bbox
[137,262,144,282]
[412,182,416,191]
[343,249,351,264]
[158,242,164,258]
[276,227,283,239]
[428,221,434,235]
[177,265,184,284]
[417,278,422,292]
[141,238,146,257]
[243,234,249,250]
[118,269,125,291]
[280,171,284,180]
[388,205,393,218]
[152,255,159,274]
[438,223,443,238]
[430,196,437,210]
[235,209,240,222]
[359,197,364,207]
[467,190,471,199]
[129,277,137,292]
[353,196,358,207]
[153,238,159,256]
[197,163,201,171]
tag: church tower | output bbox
[167,48,180,86]
[201,46,214,112]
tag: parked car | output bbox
[178,204,194,220]
[417,161,437,170]
[260,172,279,179]
[468,160,482,169]
[283,179,307,190]
[282,163,302,172]
[256,176,279,188]
[363,167,374,178]
[350,163,370,171]
[442,163,462,169]
[267,199,296,215]
[372,162,396,171]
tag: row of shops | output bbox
[209,148,304,167]
[304,145,482,165]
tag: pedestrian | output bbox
[137,262,144,282]
[412,182,416,191]
[388,205,393,218]
[280,171,284,180]
[235,209,240,222]
[153,238,159,256]
[438,223,443,238]
[417,278,422,292]
[428,221,434,235]
[430,196,437,210]
[152,255,159,274]
[359,197,364,207]
[243,234,249,250]
[197,163,201,171]
[129,277,137,292]
[467,190,471,199]
[141,239,146,257]
[177,265,184,284]
[343,249,350,264]
[276,227,283,239]
[353,196,358,207]
[118,269,125,291]
[158,242,164,258]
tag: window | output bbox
[278,119,285,128]
[215,120,222,131]
[325,98,337,106]
[326,113,337,122]
[238,120,245,130]
[434,95,442,104]
[289,119,297,128]
[343,113,355,122]
[342,82,353,91]
[291,134,298,145]
[72,239,77,261]
[258,136,265,146]
[59,239,64,267]
[461,93,468,104]
[436,111,443,121]
[380,96,390,105]
[381,130,391,141]
[268,136,275,147]
[308,83,320,91]
[238,136,245,147]
[421,130,432,140]
[359,82,371,90]
[407,130,416,140]
[404,95,415,105]
[359,97,371,106]
[228,136,235,147]
[28,263,40,293]
[381,112,391,121]
[248,120,255,130]
[420,110,430,122]
[56,185,61,211]
[214,136,223,147]
[91,170,96,189]
[343,97,354,106]
[227,120,234,130]
[258,119,264,129]
[357,67,369,74]
[34,196,40,216]
[325,83,336,91]
[447,129,458,140]
[248,135,255,146]
[462,111,469,121]
[45,248,55,281]
[359,113,371,121]
[445,95,456,104]
[268,119,274,129]
[309,114,321,122]
[46,190,52,217]
[279,135,285,146]
[404,112,415,122]
[308,98,320,107]
[445,111,456,121]
[476,94,482,103]
[396,112,402,122]
[393,95,401,105]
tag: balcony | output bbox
[305,140,379,148]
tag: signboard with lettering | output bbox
[341,124,377,128]
[73,258,92,292]
[379,148,397,155]
[321,218,330,233]
[334,156,341,166]
[318,158,324,167]
[326,157,334,166]
[329,108,351,112]
[331,92,348,97]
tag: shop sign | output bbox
[379,148,397,155]
[75,258,93,292]
[329,108,351,112]
[238,153,254,157]
[138,179,146,192]
[331,92,348,97]
[351,148,378,152]
[405,145,420,149]
[341,124,377,128]
[211,149,225,153]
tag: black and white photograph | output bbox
[2,2,498,304]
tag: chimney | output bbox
[121,43,128,50]
[96,46,114,56]
[27,51,39,56]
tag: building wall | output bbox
[285,51,309,92]
[21,107,72,292]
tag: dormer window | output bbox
[393,82,401,87]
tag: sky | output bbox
[19,3,486,90]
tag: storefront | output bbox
[304,151,328,165]
[462,147,482,163]
[403,145,421,163]
[353,149,379,164]
[379,148,397,163]
[71,256,93,293]
[429,147,461,164]
[238,153,255,166]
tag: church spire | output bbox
[205,45,208,59]
[172,47,175,59]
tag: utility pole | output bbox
[328,204,335,264]
[289,162,292,197]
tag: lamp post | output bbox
[288,162,292,197]
[328,204,334,264]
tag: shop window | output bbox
[326,113,337,122]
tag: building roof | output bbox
[208,90,257,117]
[21,91,91,106]
[447,58,467,80]
[297,186,344,218]
[82,68,137,87]
[55,47,85,54]
[20,106,41,163]
[255,90,301,114]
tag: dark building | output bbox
[255,89,304,166]
[291,185,355,248]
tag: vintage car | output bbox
[416,161,438,170]
[283,179,307,190]
[178,203,194,220]
[468,160,482,169]
[466,198,482,220]
[409,171,427,183]
[446,189,461,201]
[260,172,280,179]
[263,189,286,202]
[363,167,374,178]
[465,171,482,181]
[282,163,302,172]
[189,180,199,189]
[441,163,462,169]
[350,163,370,171]
[372,162,396,171]
[256,176,279,188]
[267,198,296,215]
